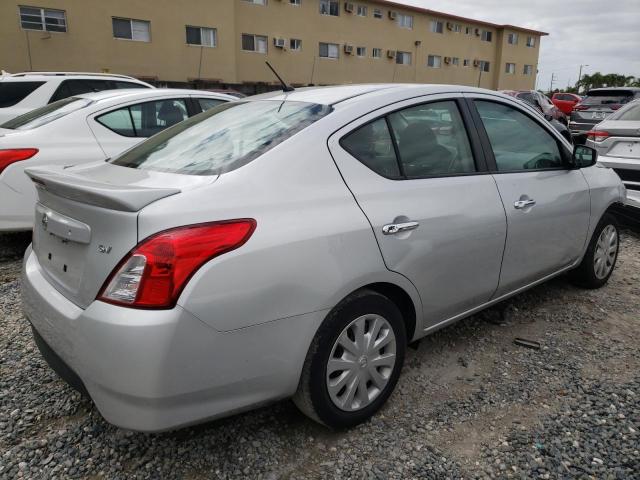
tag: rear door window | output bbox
[96,98,188,137]
[0,81,46,107]
[388,101,476,177]
[110,100,332,175]
[475,100,563,171]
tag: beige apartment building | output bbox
[0,0,547,93]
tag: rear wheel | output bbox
[293,290,406,428]
[569,213,619,289]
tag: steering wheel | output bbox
[523,152,556,170]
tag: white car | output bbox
[0,88,235,231]
[0,72,153,123]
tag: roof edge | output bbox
[374,1,549,36]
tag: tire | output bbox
[569,213,620,289]
[293,289,406,429]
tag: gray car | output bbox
[570,87,640,141]
[587,99,640,217]
[21,84,625,432]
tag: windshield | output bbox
[611,101,640,121]
[1,97,94,130]
[582,90,635,106]
[111,100,332,175]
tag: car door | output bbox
[466,94,591,296]
[88,97,189,158]
[328,95,507,329]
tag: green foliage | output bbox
[577,73,640,91]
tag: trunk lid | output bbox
[27,162,217,308]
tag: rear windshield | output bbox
[611,101,640,121]
[111,100,332,175]
[1,97,94,130]
[582,90,635,106]
[0,81,45,108]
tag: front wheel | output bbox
[293,290,406,428]
[569,213,619,289]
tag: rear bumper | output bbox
[22,247,324,432]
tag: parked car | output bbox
[22,84,624,432]
[551,92,582,115]
[501,90,568,125]
[0,88,235,231]
[587,99,640,220]
[0,72,153,123]
[570,87,640,142]
[501,90,571,142]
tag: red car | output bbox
[551,92,582,115]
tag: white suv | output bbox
[0,72,153,123]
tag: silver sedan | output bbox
[588,99,640,216]
[21,84,625,432]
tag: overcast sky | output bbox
[400,0,640,91]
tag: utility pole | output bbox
[548,72,556,93]
[577,64,589,94]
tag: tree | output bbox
[577,72,640,91]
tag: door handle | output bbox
[382,221,420,235]
[514,199,536,209]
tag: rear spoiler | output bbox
[25,166,180,212]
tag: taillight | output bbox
[586,130,610,143]
[609,104,622,111]
[573,104,589,111]
[98,220,256,309]
[0,148,38,175]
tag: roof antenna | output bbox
[265,61,294,92]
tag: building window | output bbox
[397,14,413,29]
[480,60,490,72]
[452,57,460,66]
[356,46,366,57]
[463,59,470,67]
[481,30,492,42]
[372,48,382,58]
[186,26,217,47]
[242,34,268,53]
[319,0,339,16]
[453,24,462,33]
[243,0,266,4]
[427,55,442,68]
[373,8,382,19]
[465,26,471,35]
[113,18,151,42]
[319,42,339,58]
[356,5,367,16]
[290,38,302,50]
[19,6,67,32]
[507,33,518,45]
[430,20,443,33]
[290,0,301,4]
[505,63,516,74]
[396,51,411,65]
[526,36,536,47]
[523,64,534,75]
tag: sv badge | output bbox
[98,245,112,254]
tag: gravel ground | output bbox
[0,229,639,480]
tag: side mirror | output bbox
[572,145,598,168]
